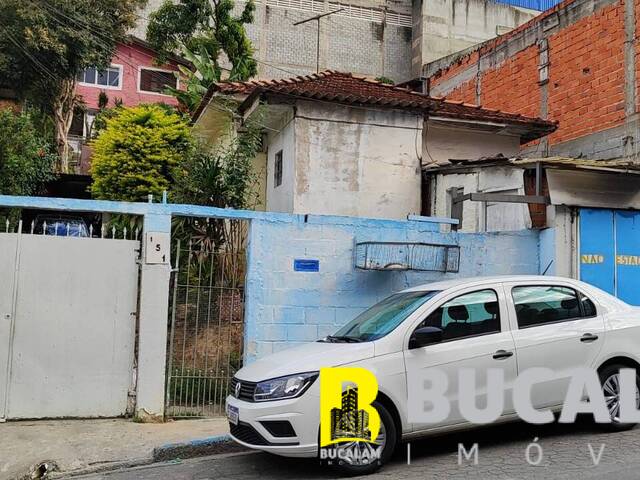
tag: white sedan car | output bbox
[226,276,640,474]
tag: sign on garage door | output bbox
[580,208,640,305]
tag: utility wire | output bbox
[0,27,60,83]
[38,0,184,89]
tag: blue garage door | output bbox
[580,208,640,305]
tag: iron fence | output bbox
[165,219,247,418]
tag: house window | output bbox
[274,150,283,187]
[77,65,121,88]
[139,68,177,94]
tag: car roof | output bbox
[401,275,584,293]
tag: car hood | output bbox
[235,341,375,382]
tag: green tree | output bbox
[165,45,221,113]
[0,0,146,172]
[0,109,57,196]
[174,122,261,209]
[147,0,257,109]
[91,104,192,202]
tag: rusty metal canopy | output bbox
[512,157,640,174]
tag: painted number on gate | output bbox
[145,232,170,264]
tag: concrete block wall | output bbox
[244,213,540,362]
[250,5,413,83]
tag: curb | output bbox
[47,457,153,479]
[152,434,248,462]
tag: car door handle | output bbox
[493,350,514,360]
[580,333,599,343]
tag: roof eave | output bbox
[427,114,557,143]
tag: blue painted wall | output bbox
[244,214,541,362]
[538,227,556,275]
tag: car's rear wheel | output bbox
[322,400,397,476]
[598,363,640,432]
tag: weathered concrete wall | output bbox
[244,212,541,361]
[290,101,423,219]
[260,108,526,220]
[265,111,296,213]
[429,166,531,231]
[413,0,538,74]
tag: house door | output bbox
[579,208,640,305]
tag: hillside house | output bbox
[193,70,556,219]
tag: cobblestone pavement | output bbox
[75,419,640,480]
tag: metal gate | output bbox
[0,218,140,419]
[165,218,247,417]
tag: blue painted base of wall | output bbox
[244,214,541,363]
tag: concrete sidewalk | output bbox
[0,417,230,480]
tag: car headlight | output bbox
[254,372,318,402]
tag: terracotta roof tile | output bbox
[194,71,557,142]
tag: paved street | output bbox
[75,419,640,480]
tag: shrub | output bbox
[0,109,57,196]
[90,104,193,201]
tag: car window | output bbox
[417,289,501,342]
[580,294,597,316]
[332,290,440,342]
[512,285,590,328]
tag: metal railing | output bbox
[355,241,461,273]
[1,215,141,240]
[165,220,247,418]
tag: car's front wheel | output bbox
[323,400,398,476]
[598,363,640,432]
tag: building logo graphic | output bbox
[330,387,372,441]
[319,367,383,465]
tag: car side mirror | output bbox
[409,326,443,349]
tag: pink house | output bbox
[70,37,189,173]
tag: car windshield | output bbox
[329,290,440,342]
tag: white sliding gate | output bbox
[0,230,140,419]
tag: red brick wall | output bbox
[481,46,541,119]
[446,78,477,104]
[429,0,628,149]
[547,2,625,144]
